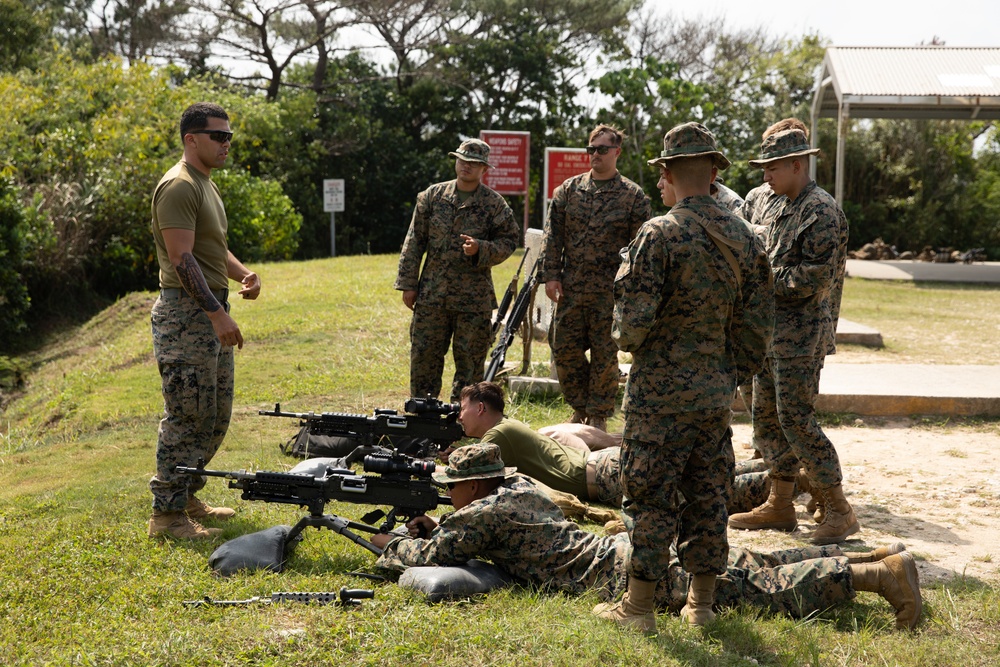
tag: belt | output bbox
[585,452,601,502]
[160,287,229,302]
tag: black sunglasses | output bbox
[446,482,457,490]
[188,130,233,143]
[586,145,613,155]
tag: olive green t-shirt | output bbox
[151,160,230,290]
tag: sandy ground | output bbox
[728,420,1000,584]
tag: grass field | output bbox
[2,252,1000,666]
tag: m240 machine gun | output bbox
[176,449,450,556]
[261,397,464,459]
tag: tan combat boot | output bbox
[679,574,717,626]
[849,552,922,630]
[569,409,588,424]
[847,542,906,564]
[186,495,236,520]
[809,484,860,545]
[593,576,658,633]
[797,469,825,523]
[148,510,223,539]
[728,478,797,531]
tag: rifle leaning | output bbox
[492,251,529,339]
[485,257,540,382]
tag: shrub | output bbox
[213,168,302,262]
[0,178,30,350]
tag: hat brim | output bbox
[448,151,493,168]
[648,151,731,171]
[748,147,820,168]
[432,465,517,484]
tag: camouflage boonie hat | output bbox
[748,129,820,167]
[449,139,493,168]
[647,122,731,171]
[432,443,516,484]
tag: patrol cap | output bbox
[748,129,820,168]
[432,443,517,484]
[449,139,493,168]
[647,122,731,171]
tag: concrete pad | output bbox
[810,363,1000,416]
[847,259,1000,283]
[510,363,1000,417]
[836,318,883,347]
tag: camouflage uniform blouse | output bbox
[762,181,849,358]
[539,172,651,292]
[613,195,774,414]
[376,476,628,597]
[394,180,519,312]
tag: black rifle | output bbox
[176,449,450,556]
[184,587,374,607]
[485,257,540,382]
[260,397,463,459]
[492,251,529,340]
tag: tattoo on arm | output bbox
[176,253,222,313]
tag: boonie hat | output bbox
[431,443,517,484]
[748,129,820,167]
[449,139,493,168]
[647,122,731,171]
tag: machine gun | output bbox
[176,449,450,556]
[261,396,463,459]
[485,257,540,382]
[184,587,374,608]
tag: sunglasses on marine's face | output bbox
[188,130,233,143]
[586,145,613,155]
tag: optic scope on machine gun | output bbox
[485,257,540,382]
[176,450,451,555]
[260,397,463,459]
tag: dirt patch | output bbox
[729,419,1000,583]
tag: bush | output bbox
[0,178,30,350]
[213,168,302,262]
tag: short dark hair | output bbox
[180,102,229,142]
[589,124,625,147]
[459,381,505,414]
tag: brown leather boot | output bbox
[593,576,658,633]
[847,542,906,564]
[728,478,797,531]
[148,510,222,539]
[186,495,236,520]
[798,470,825,523]
[809,484,860,545]
[849,552,922,630]
[679,574,717,626]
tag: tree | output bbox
[0,0,47,72]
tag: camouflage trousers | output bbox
[658,544,853,616]
[619,407,734,580]
[550,290,619,418]
[598,449,768,511]
[409,305,491,401]
[753,355,844,487]
[150,295,234,512]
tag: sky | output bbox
[666,0,999,47]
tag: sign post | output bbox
[480,130,531,234]
[323,179,345,257]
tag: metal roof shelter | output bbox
[810,46,1000,203]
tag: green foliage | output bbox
[0,0,46,71]
[214,168,302,262]
[0,178,31,349]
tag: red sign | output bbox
[544,148,590,200]
[480,130,530,195]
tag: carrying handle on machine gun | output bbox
[492,251,529,339]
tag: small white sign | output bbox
[323,179,345,213]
